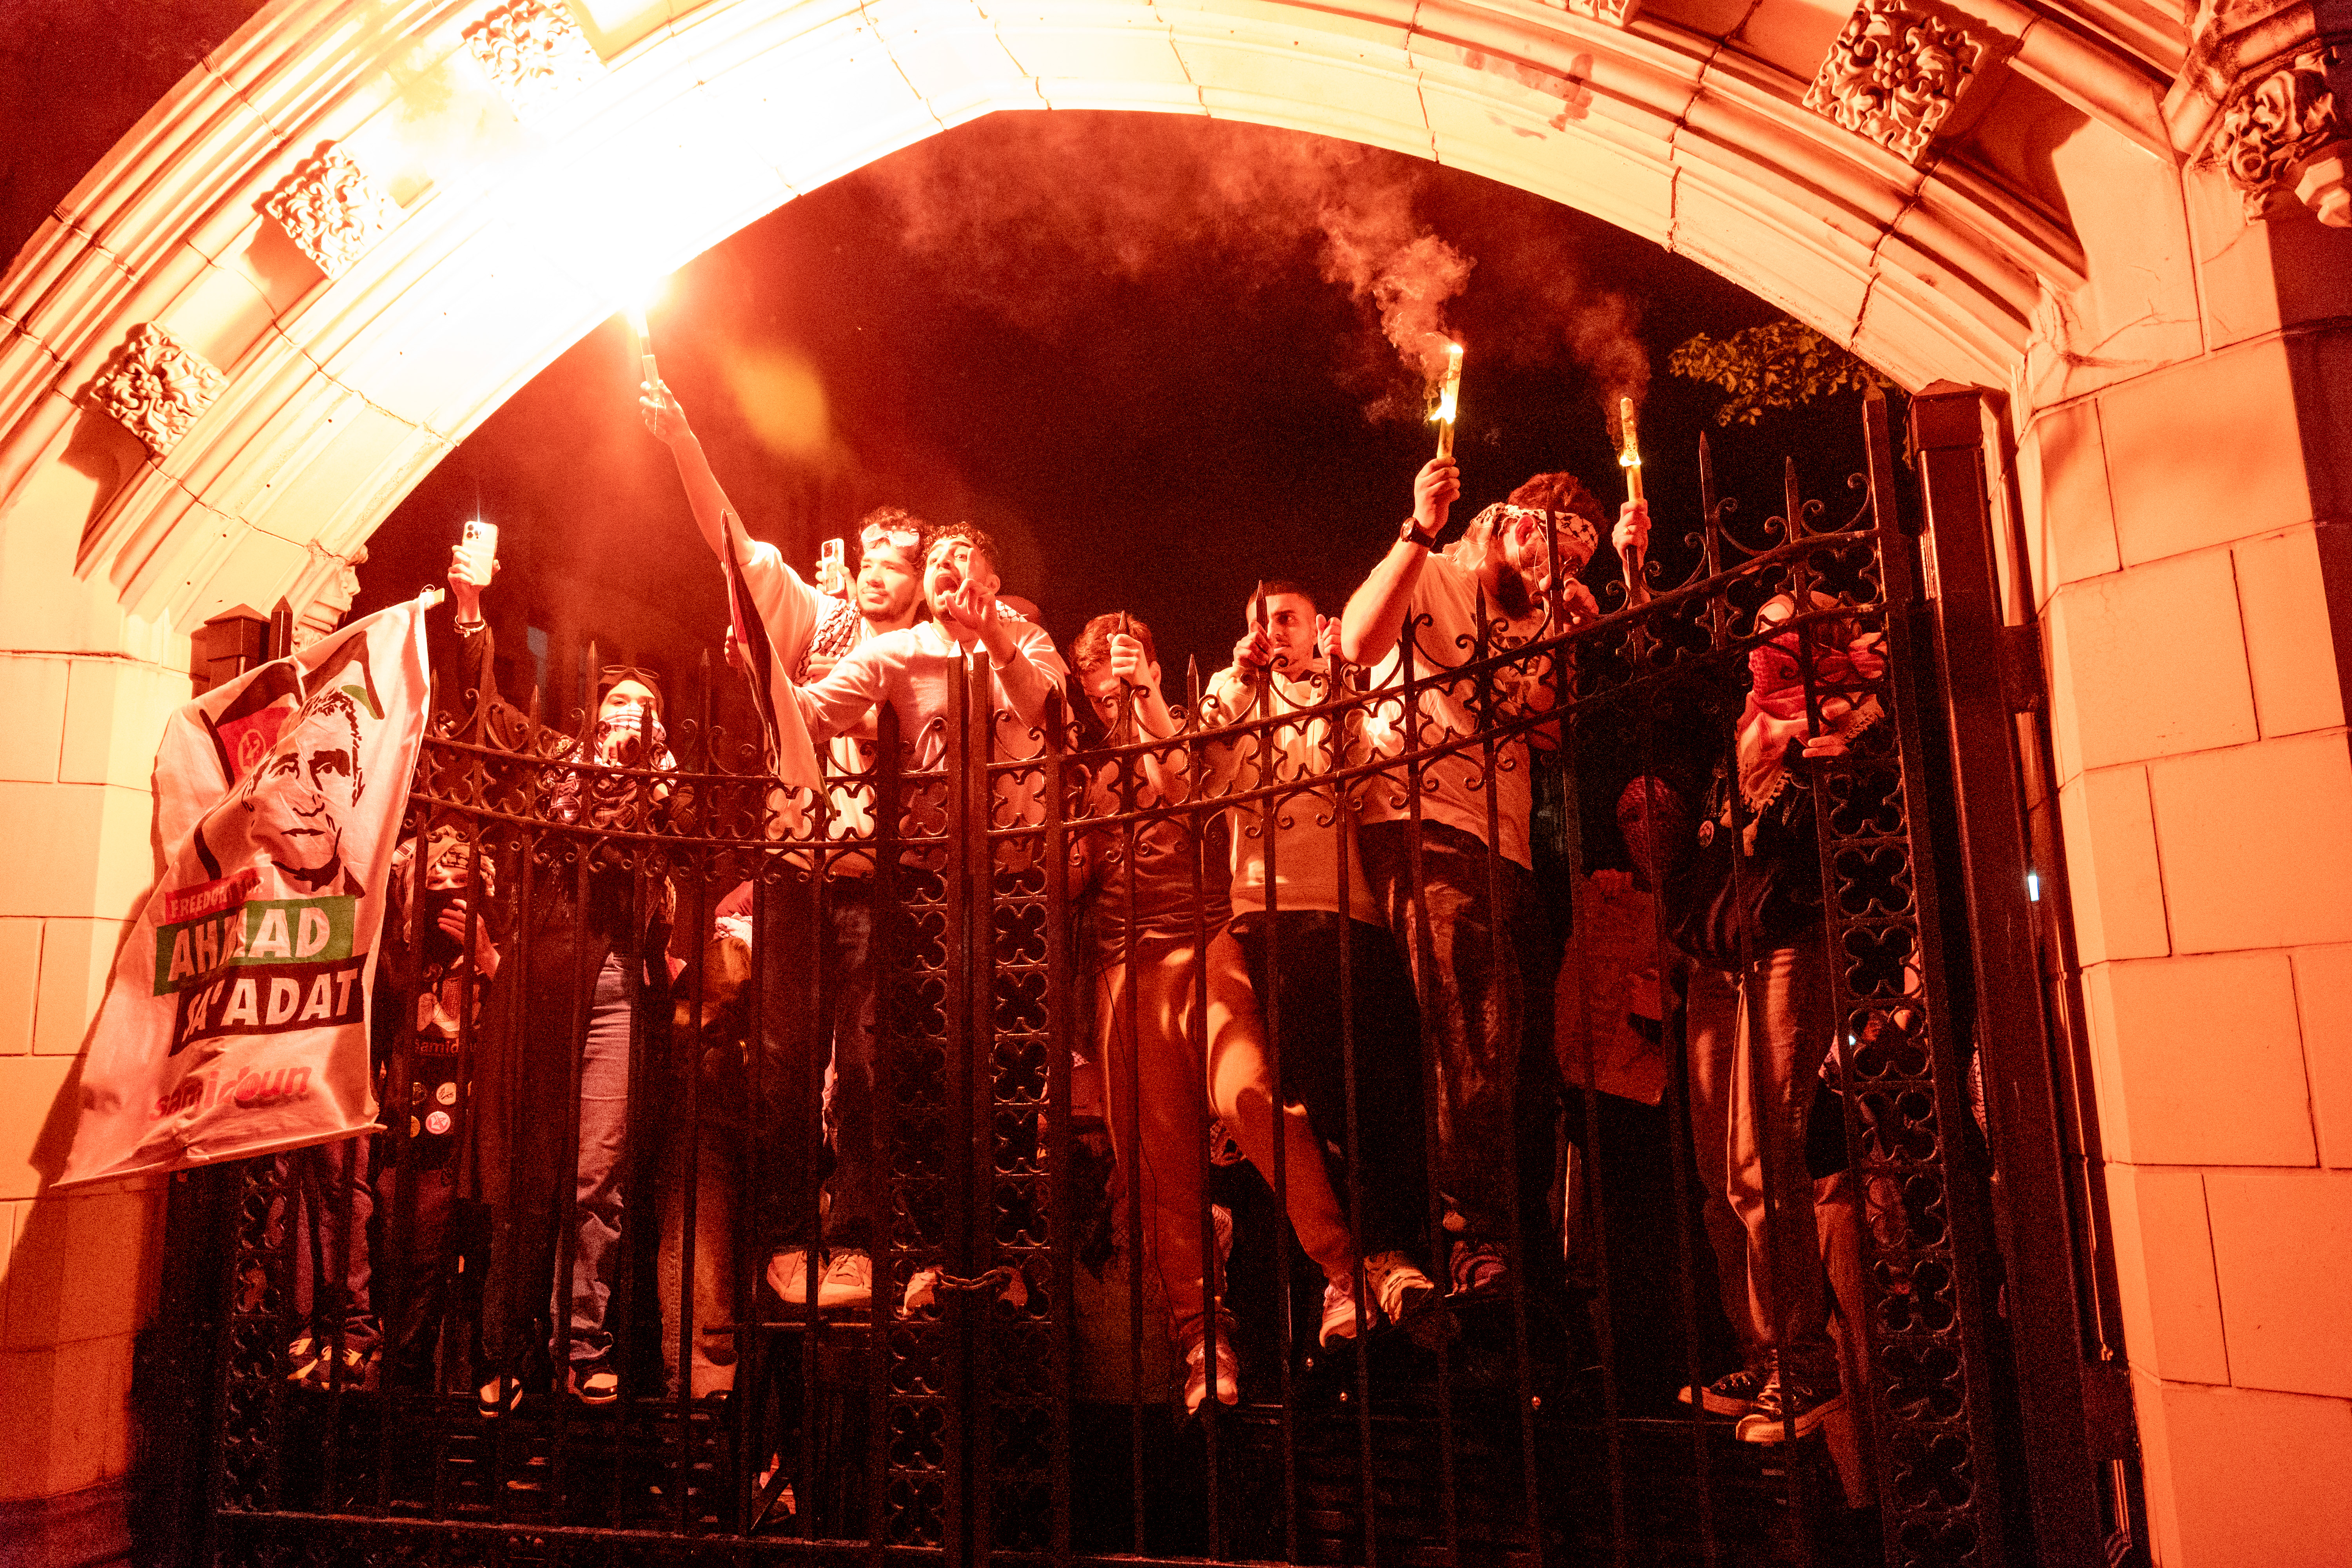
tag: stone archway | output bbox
[3,0,2130,659]
[6,2,2352,1563]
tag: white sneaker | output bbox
[817,1250,873,1309]
[1179,1316,1241,1414]
[1319,1272,1370,1347]
[766,1249,813,1306]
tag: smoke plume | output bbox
[1461,215,1650,434]
[855,113,1647,422]
[1312,176,1474,415]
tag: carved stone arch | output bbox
[0,0,2114,651]
[15,7,2352,1564]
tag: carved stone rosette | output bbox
[465,0,603,123]
[1804,0,1984,163]
[90,324,227,458]
[1561,0,1642,27]
[2211,44,2349,224]
[261,144,394,279]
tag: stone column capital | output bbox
[2168,0,2352,225]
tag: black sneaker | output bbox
[1679,1366,1766,1417]
[1735,1374,1847,1443]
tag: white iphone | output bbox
[459,518,498,580]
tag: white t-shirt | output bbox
[1200,664,1381,924]
[735,534,830,791]
[738,537,896,867]
[795,616,1069,857]
[1356,546,1553,869]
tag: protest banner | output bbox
[58,596,434,1185]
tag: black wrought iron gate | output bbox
[144,386,2140,1568]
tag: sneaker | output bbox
[900,1266,942,1319]
[1735,1373,1847,1443]
[817,1250,873,1310]
[1449,1241,1508,1298]
[305,1344,378,1392]
[1178,1315,1240,1415]
[289,1336,377,1390]
[766,1249,813,1307]
[477,1372,526,1420]
[1679,1366,1766,1417]
[1364,1251,1453,1346]
[1319,1272,1369,1347]
[569,1364,619,1406]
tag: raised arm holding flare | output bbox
[639,379,934,1321]
[640,378,747,566]
[1339,457,1461,667]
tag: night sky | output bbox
[348,110,1891,737]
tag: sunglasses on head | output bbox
[598,666,664,713]
[862,524,922,552]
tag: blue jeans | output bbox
[561,954,632,1368]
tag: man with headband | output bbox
[1338,456,1648,1310]
[641,382,928,1317]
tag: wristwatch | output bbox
[1399,516,1442,552]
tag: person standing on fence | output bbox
[1198,584,1437,1338]
[641,380,929,1319]
[1338,458,1647,1306]
[452,544,677,1416]
[370,819,500,1392]
[1661,590,1885,1443]
[791,523,1067,1310]
[1069,612,1365,1414]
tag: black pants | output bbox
[285,1139,375,1355]
[375,1155,476,1390]
[1358,820,1562,1268]
[1229,911,1428,1259]
[752,875,881,1256]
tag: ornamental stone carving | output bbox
[465,0,602,123]
[1561,0,1642,28]
[90,324,227,458]
[261,144,394,279]
[2209,44,2349,224]
[1804,0,1984,163]
[2169,0,2352,226]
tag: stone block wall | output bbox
[0,659,169,1510]
[2012,141,2352,1566]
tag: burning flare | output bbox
[1615,394,1650,607]
[623,274,668,391]
[1615,394,1644,504]
[1432,341,1465,461]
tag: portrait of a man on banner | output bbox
[58,598,433,1187]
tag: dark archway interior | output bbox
[350,112,1892,724]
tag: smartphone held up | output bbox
[457,519,499,586]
